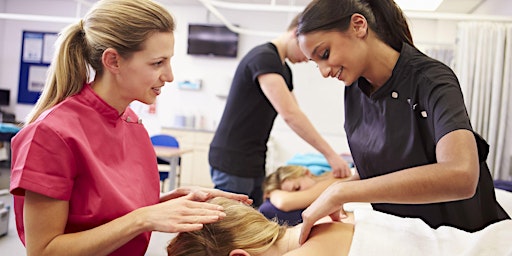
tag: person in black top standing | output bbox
[295,0,510,244]
[209,15,352,207]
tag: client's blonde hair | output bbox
[167,197,287,256]
[263,165,310,197]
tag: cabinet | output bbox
[161,128,214,188]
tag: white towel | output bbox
[348,209,512,256]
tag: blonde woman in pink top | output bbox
[9,1,250,255]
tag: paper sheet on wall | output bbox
[27,66,48,92]
[22,33,43,63]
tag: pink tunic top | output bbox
[10,85,160,256]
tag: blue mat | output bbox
[494,180,512,192]
[0,123,21,133]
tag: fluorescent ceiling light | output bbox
[394,0,444,11]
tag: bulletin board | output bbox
[17,31,58,104]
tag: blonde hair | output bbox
[263,165,310,197]
[25,0,175,124]
[167,197,287,256]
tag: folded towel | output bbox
[286,153,330,167]
[348,209,512,256]
[286,153,354,176]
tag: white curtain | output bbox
[454,22,512,181]
[424,46,455,69]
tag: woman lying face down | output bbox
[263,166,349,208]
[259,165,353,225]
[264,165,322,195]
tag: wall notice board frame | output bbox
[18,31,58,104]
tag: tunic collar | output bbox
[357,42,413,100]
[78,84,129,125]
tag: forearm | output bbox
[285,111,352,178]
[282,111,338,159]
[340,129,481,204]
[30,209,148,256]
[334,163,477,205]
[260,79,341,162]
[270,190,311,211]
[270,178,342,211]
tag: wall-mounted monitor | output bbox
[0,89,10,106]
[187,24,239,58]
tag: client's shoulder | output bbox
[285,222,354,256]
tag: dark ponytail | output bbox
[363,0,413,51]
[298,0,413,52]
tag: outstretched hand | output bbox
[160,186,252,205]
[327,154,352,178]
[143,193,227,233]
[147,186,251,233]
[298,182,348,244]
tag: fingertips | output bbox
[188,212,226,226]
[194,202,226,217]
[240,198,253,205]
[339,209,348,219]
[206,212,226,221]
[216,211,227,218]
[177,223,204,232]
[299,221,313,245]
[204,203,224,212]
[330,212,341,222]
[299,230,310,245]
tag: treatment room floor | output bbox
[0,163,175,256]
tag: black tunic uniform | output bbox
[344,43,509,232]
[209,43,293,178]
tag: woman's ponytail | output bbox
[25,22,89,124]
[364,0,414,51]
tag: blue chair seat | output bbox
[150,134,181,191]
